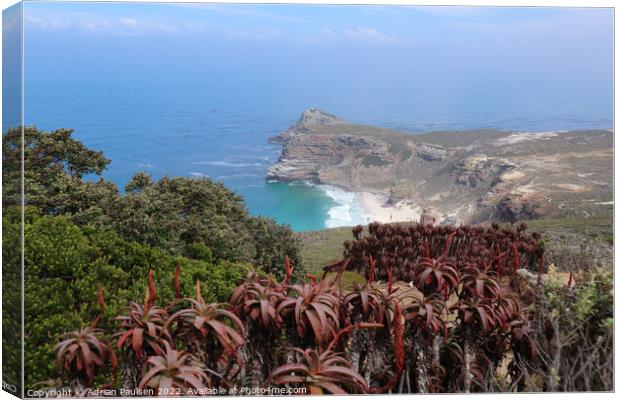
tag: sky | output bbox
[20,2,614,125]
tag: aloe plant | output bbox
[277,281,340,350]
[230,273,284,331]
[114,298,170,390]
[55,327,111,389]
[269,348,367,394]
[341,282,384,323]
[139,342,209,394]
[403,296,446,392]
[459,266,502,300]
[168,281,244,377]
[414,256,460,296]
[229,273,285,386]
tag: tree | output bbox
[2,126,110,211]
[110,175,255,261]
[247,216,303,281]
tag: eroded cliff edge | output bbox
[267,109,613,224]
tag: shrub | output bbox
[7,212,251,389]
[519,266,614,391]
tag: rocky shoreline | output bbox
[267,109,613,225]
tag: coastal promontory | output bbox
[268,109,613,225]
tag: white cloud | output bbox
[119,17,139,29]
[301,26,404,45]
[25,14,71,31]
[343,26,392,42]
[24,12,176,35]
[23,9,410,45]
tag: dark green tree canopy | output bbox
[2,126,111,211]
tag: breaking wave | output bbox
[321,185,367,229]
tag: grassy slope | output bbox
[298,227,357,274]
[299,216,613,274]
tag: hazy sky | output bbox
[22,2,614,124]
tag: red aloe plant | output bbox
[139,342,209,394]
[55,327,111,388]
[167,280,245,370]
[114,285,170,390]
[268,348,368,394]
[456,299,497,336]
[230,275,284,331]
[413,257,459,296]
[277,281,340,350]
[229,273,286,385]
[115,301,169,359]
[404,296,446,337]
[459,266,502,300]
[341,282,384,323]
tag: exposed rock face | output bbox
[415,144,451,161]
[496,192,548,222]
[452,156,517,188]
[267,109,613,224]
[296,108,344,128]
[269,109,344,144]
[266,133,384,183]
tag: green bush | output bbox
[8,211,252,388]
[2,207,23,394]
[529,267,614,391]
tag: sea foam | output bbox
[321,185,368,228]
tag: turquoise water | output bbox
[261,182,339,231]
[20,4,613,231]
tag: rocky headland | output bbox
[267,109,613,225]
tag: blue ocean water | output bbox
[23,76,612,231]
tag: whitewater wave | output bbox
[289,180,315,187]
[216,173,263,179]
[321,185,368,229]
[191,161,264,167]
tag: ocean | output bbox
[22,75,612,231]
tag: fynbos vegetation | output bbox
[51,223,612,394]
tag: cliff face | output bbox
[267,109,613,224]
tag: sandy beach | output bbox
[357,191,422,224]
